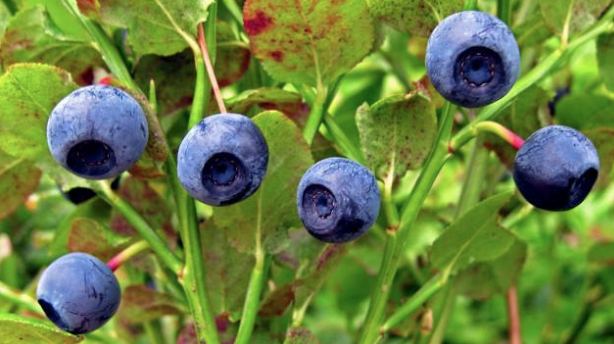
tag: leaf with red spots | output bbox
[285,327,321,344]
[366,0,463,37]
[258,284,294,317]
[0,150,41,221]
[228,87,309,124]
[356,94,437,179]
[117,285,184,324]
[77,0,214,56]
[243,0,375,87]
[0,6,103,85]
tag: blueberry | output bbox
[425,11,520,108]
[513,125,599,211]
[177,113,268,206]
[297,158,381,243]
[47,85,149,179]
[36,252,121,334]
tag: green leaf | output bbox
[294,244,347,308]
[0,6,103,85]
[0,150,41,221]
[556,94,614,130]
[584,128,614,188]
[0,1,10,40]
[0,313,83,344]
[201,221,254,315]
[285,327,321,344]
[513,11,552,47]
[67,217,132,262]
[78,0,212,56]
[212,111,314,254]
[227,87,308,123]
[116,285,183,324]
[366,0,463,37]
[430,191,516,272]
[0,63,77,162]
[597,32,614,92]
[356,94,437,179]
[243,0,375,86]
[216,20,251,87]
[455,237,527,300]
[540,0,612,37]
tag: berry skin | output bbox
[425,11,520,108]
[36,252,121,335]
[513,125,600,211]
[177,113,268,206]
[297,158,381,243]
[47,85,149,180]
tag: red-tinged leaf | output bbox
[228,88,310,125]
[116,285,183,324]
[0,151,41,221]
[285,327,321,344]
[259,284,294,317]
[67,217,131,262]
[243,0,375,86]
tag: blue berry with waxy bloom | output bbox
[513,125,600,211]
[47,85,149,179]
[177,113,268,206]
[297,157,381,243]
[426,11,520,108]
[36,252,121,334]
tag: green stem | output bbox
[235,252,271,344]
[0,281,42,314]
[382,273,448,332]
[144,320,167,344]
[302,88,328,145]
[454,136,489,218]
[464,0,478,11]
[97,183,182,274]
[497,0,511,25]
[322,114,366,164]
[359,102,455,344]
[451,6,614,151]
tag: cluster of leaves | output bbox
[1,0,614,343]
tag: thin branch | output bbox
[198,23,227,114]
[507,287,522,344]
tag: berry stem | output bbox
[497,0,511,26]
[507,287,522,344]
[473,121,525,150]
[106,240,150,272]
[451,4,614,152]
[198,23,227,114]
[302,87,329,146]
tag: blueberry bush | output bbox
[1,0,614,343]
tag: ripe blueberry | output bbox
[513,125,600,211]
[177,113,268,206]
[297,158,381,243]
[426,11,520,108]
[36,252,121,334]
[47,85,149,179]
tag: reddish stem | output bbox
[198,23,227,114]
[507,287,522,344]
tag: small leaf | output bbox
[0,2,10,39]
[258,283,294,318]
[430,191,516,271]
[597,32,614,92]
[513,11,552,47]
[202,221,254,315]
[356,94,437,179]
[0,6,103,85]
[0,63,77,163]
[227,87,309,123]
[366,0,463,37]
[540,0,612,37]
[243,0,375,86]
[212,111,314,254]
[79,0,213,56]
[0,150,41,221]
[294,244,346,307]
[455,237,527,300]
[0,313,83,344]
[116,285,183,324]
[67,217,132,262]
[285,327,321,344]
[216,21,251,87]
[584,128,614,187]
